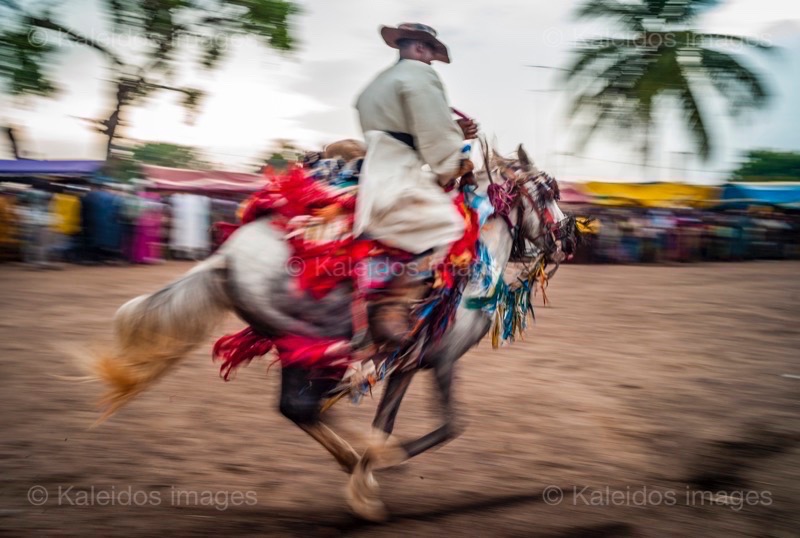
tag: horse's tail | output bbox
[91,255,230,421]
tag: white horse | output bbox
[88,145,575,520]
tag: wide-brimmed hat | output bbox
[380,23,450,64]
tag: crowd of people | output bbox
[2,180,798,269]
[575,207,800,264]
[0,182,239,268]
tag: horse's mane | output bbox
[474,135,541,186]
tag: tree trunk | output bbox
[641,121,651,181]
[103,78,138,160]
[3,126,21,159]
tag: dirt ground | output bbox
[0,261,798,537]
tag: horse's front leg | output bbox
[278,366,360,474]
[372,357,462,468]
[401,356,464,457]
[348,357,463,521]
[372,369,416,435]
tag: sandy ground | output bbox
[0,261,798,537]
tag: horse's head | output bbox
[479,142,577,264]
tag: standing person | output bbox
[79,185,101,264]
[132,192,164,264]
[93,185,123,263]
[119,186,142,263]
[354,22,479,345]
[170,193,211,260]
[49,186,82,262]
[17,190,54,268]
[0,186,21,261]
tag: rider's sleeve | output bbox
[400,64,465,183]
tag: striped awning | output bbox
[142,165,267,194]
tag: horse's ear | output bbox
[489,139,505,168]
[517,144,531,169]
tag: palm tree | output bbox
[564,0,772,166]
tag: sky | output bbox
[1,0,799,184]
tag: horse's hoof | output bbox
[345,483,388,522]
[349,467,380,496]
[346,472,387,522]
[365,471,380,494]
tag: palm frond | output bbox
[698,33,775,53]
[565,0,768,164]
[574,0,646,31]
[566,53,638,119]
[646,0,720,23]
[574,103,615,152]
[674,71,711,159]
[563,44,621,85]
[696,48,769,109]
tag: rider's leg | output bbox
[365,248,443,346]
[367,273,431,346]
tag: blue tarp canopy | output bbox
[0,160,104,176]
[719,183,800,209]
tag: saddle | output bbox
[213,147,480,392]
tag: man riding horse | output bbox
[86,20,577,522]
[353,22,479,347]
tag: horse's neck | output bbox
[426,212,517,361]
[477,213,516,273]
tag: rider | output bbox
[354,22,479,346]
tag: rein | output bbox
[468,136,580,303]
[472,139,569,285]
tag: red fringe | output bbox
[213,327,352,380]
[213,327,275,381]
[211,169,481,380]
[274,334,351,370]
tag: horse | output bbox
[87,144,575,521]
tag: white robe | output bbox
[170,193,210,253]
[354,59,466,254]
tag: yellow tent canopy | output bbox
[578,182,721,209]
[577,218,600,234]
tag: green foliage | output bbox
[565,0,771,162]
[731,150,800,182]
[131,141,210,169]
[101,154,143,181]
[101,0,300,64]
[0,22,57,96]
[0,0,300,157]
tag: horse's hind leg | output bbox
[279,366,360,474]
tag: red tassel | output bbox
[213,327,274,381]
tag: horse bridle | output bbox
[487,165,567,264]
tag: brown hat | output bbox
[380,23,451,64]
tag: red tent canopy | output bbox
[142,165,266,194]
[557,182,593,205]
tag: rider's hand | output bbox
[459,171,478,189]
[455,158,475,178]
[457,118,479,140]
[440,159,475,190]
